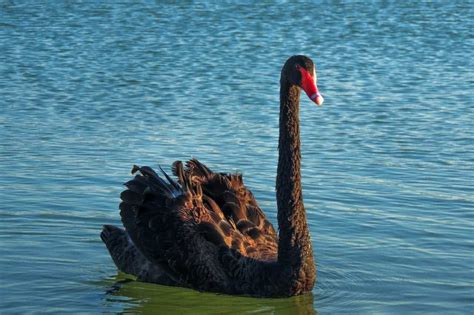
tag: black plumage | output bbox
[101,55,322,297]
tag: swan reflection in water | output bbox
[102,274,317,315]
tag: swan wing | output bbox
[175,158,278,261]
[119,159,278,292]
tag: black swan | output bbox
[101,55,324,297]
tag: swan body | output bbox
[101,55,323,297]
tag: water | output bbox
[1,1,473,313]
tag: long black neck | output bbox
[276,81,315,293]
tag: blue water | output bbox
[1,1,473,314]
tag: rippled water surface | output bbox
[1,1,473,314]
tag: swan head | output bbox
[282,55,324,106]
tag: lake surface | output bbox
[1,1,473,314]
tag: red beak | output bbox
[297,65,324,106]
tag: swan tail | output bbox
[100,225,178,286]
[100,225,140,274]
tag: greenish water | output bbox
[1,1,473,314]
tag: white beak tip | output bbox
[315,95,324,106]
